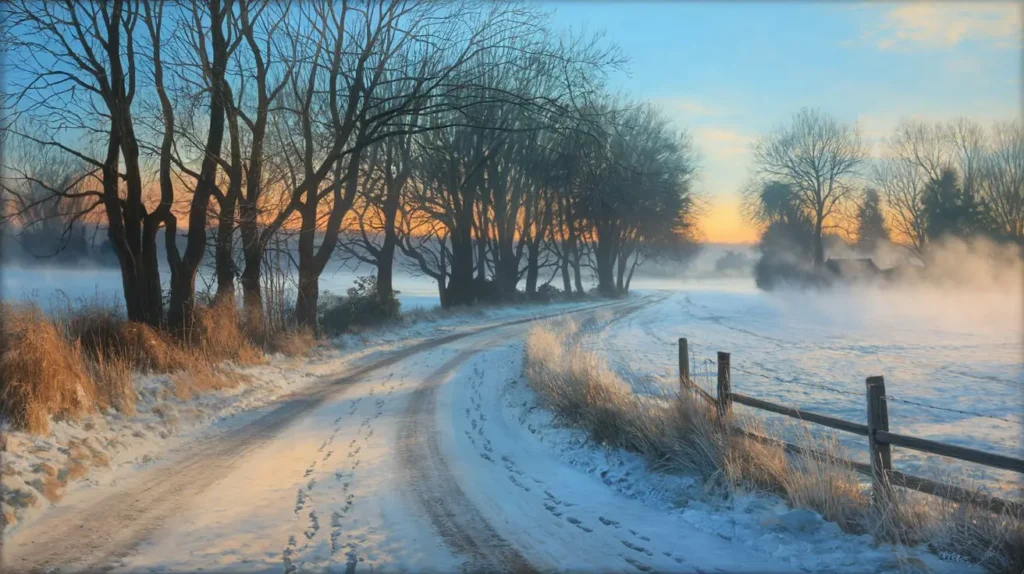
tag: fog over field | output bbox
[2,1,1021,572]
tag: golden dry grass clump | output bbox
[0,297,294,435]
[190,300,263,365]
[269,327,317,357]
[0,304,96,434]
[70,306,189,372]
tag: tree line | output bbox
[742,107,1022,278]
[1,0,699,332]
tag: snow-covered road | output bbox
[7,297,715,573]
[1,292,977,574]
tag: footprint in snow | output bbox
[628,529,651,542]
[507,474,531,492]
[620,540,653,556]
[304,510,320,540]
[565,517,593,533]
[623,556,653,572]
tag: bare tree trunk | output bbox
[625,252,641,293]
[616,251,627,293]
[447,223,475,306]
[167,0,229,331]
[215,102,244,304]
[141,216,165,325]
[560,254,572,294]
[214,191,237,302]
[813,211,824,266]
[525,241,540,297]
[595,221,618,297]
[375,171,402,302]
[572,244,585,296]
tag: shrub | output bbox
[535,283,562,302]
[0,304,96,434]
[318,275,400,335]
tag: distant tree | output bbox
[981,120,1024,242]
[751,108,866,266]
[742,180,817,289]
[856,188,889,253]
[922,168,985,241]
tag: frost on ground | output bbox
[495,339,978,574]
[0,300,595,538]
[602,281,1023,498]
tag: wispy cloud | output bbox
[868,2,1021,51]
[651,97,729,123]
[693,127,754,161]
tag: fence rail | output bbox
[677,337,1024,517]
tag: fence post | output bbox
[679,338,690,392]
[866,376,893,504]
[717,351,732,419]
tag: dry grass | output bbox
[932,500,1024,574]
[0,303,97,434]
[0,297,294,435]
[523,322,1023,574]
[269,327,317,357]
[170,365,247,401]
[190,300,264,366]
[777,434,867,533]
[88,351,136,416]
[68,303,190,373]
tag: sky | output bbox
[544,1,1023,243]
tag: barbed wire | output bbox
[685,350,1021,427]
[730,364,864,398]
[882,395,1023,426]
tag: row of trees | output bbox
[742,108,1022,271]
[1,0,699,332]
[874,119,1023,253]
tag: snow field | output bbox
[590,285,1023,499]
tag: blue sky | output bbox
[543,2,1022,242]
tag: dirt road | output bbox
[2,298,652,573]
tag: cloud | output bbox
[693,127,754,161]
[651,97,728,124]
[870,2,1021,50]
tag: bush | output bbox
[318,275,400,336]
[535,283,562,302]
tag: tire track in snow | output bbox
[3,299,639,573]
[397,347,537,574]
[427,296,662,573]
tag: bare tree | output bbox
[4,0,167,324]
[982,120,1024,242]
[751,108,866,265]
[873,157,927,254]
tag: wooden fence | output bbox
[677,337,1024,516]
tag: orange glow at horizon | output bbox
[700,196,758,245]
